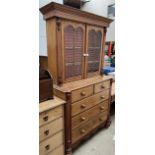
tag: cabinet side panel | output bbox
[54,88,66,100]
[46,19,57,84]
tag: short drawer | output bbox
[39,131,64,155]
[47,145,64,155]
[94,80,110,93]
[72,89,110,116]
[39,106,63,127]
[72,100,109,129]
[39,117,63,142]
[71,85,93,102]
[72,112,108,143]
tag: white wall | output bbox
[81,0,115,41]
[39,0,115,55]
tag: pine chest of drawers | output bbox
[39,97,65,155]
[54,75,112,155]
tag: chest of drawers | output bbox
[39,97,65,155]
[54,75,112,155]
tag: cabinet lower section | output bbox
[54,76,112,154]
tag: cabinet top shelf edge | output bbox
[39,2,113,27]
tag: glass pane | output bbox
[64,26,83,79]
[73,27,83,77]
[75,27,83,48]
[65,65,74,78]
[65,48,74,63]
[64,26,74,78]
[64,25,74,48]
[87,30,102,73]
[74,27,83,63]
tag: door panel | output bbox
[62,21,85,82]
[86,26,103,77]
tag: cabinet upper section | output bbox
[40,2,113,28]
[40,2,113,85]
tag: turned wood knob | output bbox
[81,91,86,96]
[81,104,86,108]
[100,96,105,100]
[81,129,86,134]
[81,116,86,121]
[43,116,48,122]
[101,85,105,89]
[45,144,50,150]
[99,117,104,121]
[44,130,49,136]
[100,106,105,110]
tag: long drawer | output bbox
[40,106,63,127]
[72,111,108,143]
[47,145,64,155]
[72,89,110,116]
[94,80,110,93]
[39,131,64,155]
[39,117,63,142]
[72,100,109,129]
[71,85,93,102]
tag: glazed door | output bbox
[85,26,103,77]
[62,21,85,82]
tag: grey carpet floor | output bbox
[73,115,115,155]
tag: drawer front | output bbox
[71,85,93,102]
[92,111,108,127]
[72,89,110,116]
[47,145,64,155]
[72,118,93,143]
[72,111,108,143]
[94,80,110,93]
[40,106,63,127]
[40,117,63,142]
[72,100,109,129]
[39,131,64,155]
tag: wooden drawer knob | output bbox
[81,116,86,121]
[81,104,86,108]
[44,130,49,136]
[45,144,50,150]
[100,106,105,110]
[101,85,105,89]
[100,96,105,100]
[80,129,86,134]
[81,91,86,96]
[43,116,48,122]
[99,117,104,121]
